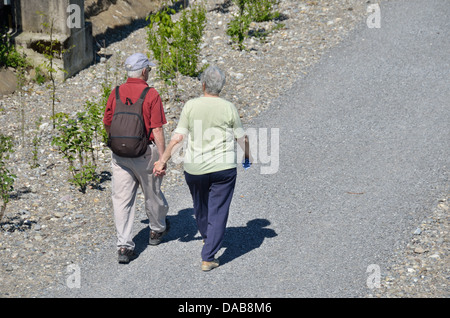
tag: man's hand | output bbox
[153,160,166,177]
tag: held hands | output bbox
[153,160,167,177]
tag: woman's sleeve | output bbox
[174,102,190,136]
[231,105,245,139]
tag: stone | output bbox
[414,247,425,254]
[0,69,17,97]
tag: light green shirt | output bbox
[174,96,245,175]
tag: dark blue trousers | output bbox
[184,168,237,262]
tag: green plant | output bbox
[51,83,111,193]
[16,57,27,144]
[147,6,177,84]
[52,112,97,193]
[227,0,281,50]
[30,117,43,169]
[173,4,207,77]
[33,66,46,85]
[248,0,280,22]
[89,81,112,145]
[227,0,252,50]
[1,29,30,143]
[146,1,206,84]
[0,134,16,222]
[36,12,73,129]
[0,29,29,69]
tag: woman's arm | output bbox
[153,133,185,176]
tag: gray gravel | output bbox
[1,0,448,298]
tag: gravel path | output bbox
[0,0,448,298]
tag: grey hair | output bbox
[127,68,145,78]
[201,65,226,95]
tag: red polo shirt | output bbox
[103,78,167,141]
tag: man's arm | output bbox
[152,126,166,158]
[237,135,251,160]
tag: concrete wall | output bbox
[13,0,94,80]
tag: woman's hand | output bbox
[153,160,167,177]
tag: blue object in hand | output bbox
[242,158,251,170]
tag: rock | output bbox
[414,247,425,254]
[0,68,17,97]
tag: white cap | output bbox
[124,53,156,71]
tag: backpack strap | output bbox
[116,86,151,104]
[139,87,151,100]
[115,86,120,101]
[139,87,153,140]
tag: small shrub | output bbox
[173,3,207,77]
[51,83,111,193]
[227,0,281,50]
[52,112,96,193]
[36,11,74,129]
[0,29,29,69]
[146,1,207,83]
[33,66,47,85]
[248,0,280,22]
[0,134,16,222]
[226,0,252,50]
[30,117,43,169]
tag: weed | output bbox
[36,11,74,129]
[146,1,207,87]
[0,134,15,222]
[248,0,280,22]
[227,0,281,50]
[0,28,29,69]
[51,83,111,193]
[30,117,43,169]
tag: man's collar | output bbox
[126,78,148,85]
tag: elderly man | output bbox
[154,65,251,271]
[103,53,169,264]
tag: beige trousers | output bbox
[111,144,169,250]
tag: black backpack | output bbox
[107,86,152,158]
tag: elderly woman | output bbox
[153,65,250,271]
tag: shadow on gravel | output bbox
[133,209,277,265]
[219,219,277,266]
[132,208,200,258]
